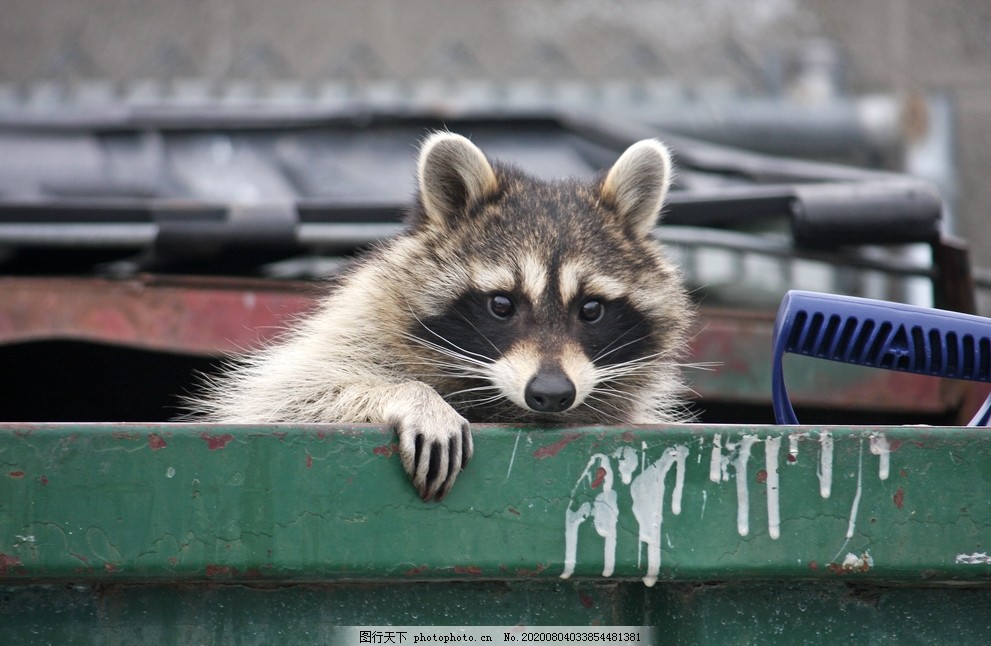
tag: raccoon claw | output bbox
[398,416,473,502]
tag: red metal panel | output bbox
[0,276,982,417]
[0,276,316,354]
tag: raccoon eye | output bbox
[579,299,605,323]
[488,294,515,319]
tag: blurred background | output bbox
[1,0,990,423]
[2,0,989,305]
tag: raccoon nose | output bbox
[525,373,577,413]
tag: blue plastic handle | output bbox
[772,290,991,426]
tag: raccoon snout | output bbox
[524,372,577,413]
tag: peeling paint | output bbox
[828,552,874,574]
[204,564,236,577]
[955,553,991,565]
[372,443,399,457]
[534,432,582,459]
[515,563,547,577]
[200,432,234,450]
[0,553,23,575]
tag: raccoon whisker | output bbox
[402,332,493,369]
[454,310,501,356]
[589,384,638,399]
[449,393,508,408]
[404,357,493,379]
[674,361,721,372]
[586,390,634,410]
[475,405,517,424]
[592,334,651,363]
[405,354,490,371]
[593,352,670,381]
[412,373,489,384]
[588,389,643,411]
[403,365,493,382]
[443,384,502,399]
[403,333,489,366]
[580,395,628,424]
[591,323,647,361]
[404,305,495,365]
[595,348,669,371]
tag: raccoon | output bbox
[188,132,693,501]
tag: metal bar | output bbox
[0,223,157,247]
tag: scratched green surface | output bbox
[1,423,991,584]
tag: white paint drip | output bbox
[765,436,781,540]
[846,440,864,540]
[735,435,758,537]
[560,454,617,579]
[630,445,688,587]
[561,502,591,580]
[817,431,833,498]
[506,431,521,479]
[671,448,687,516]
[562,429,896,585]
[869,433,891,480]
[593,483,618,577]
[709,433,723,483]
[787,432,802,465]
[956,552,991,564]
[614,446,639,485]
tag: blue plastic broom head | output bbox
[772,290,991,426]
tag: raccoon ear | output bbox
[417,132,500,229]
[600,139,673,238]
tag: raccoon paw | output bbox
[394,404,473,502]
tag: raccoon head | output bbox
[404,132,689,424]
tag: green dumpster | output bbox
[3,422,991,643]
